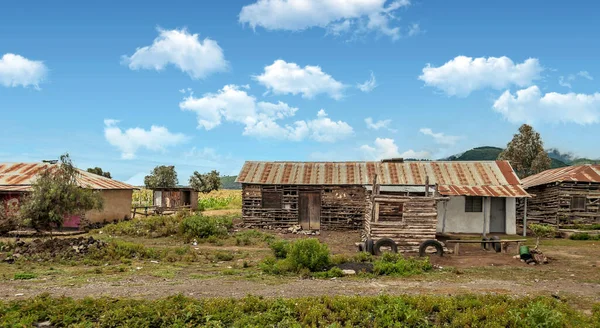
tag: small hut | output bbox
[151,187,198,211]
[520,165,600,226]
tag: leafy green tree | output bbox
[19,154,104,232]
[189,170,221,193]
[86,167,112,179]
[144,165,178,188]
[498,124,551,178]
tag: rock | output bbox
[36,321,51,327]
[342,269,356,275]
[3,257,14,264]
[150,260,159,264]
[14,293,24,296]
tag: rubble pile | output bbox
[287,225,320,236]
[2,236,106,263]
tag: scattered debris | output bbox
[1,237,106,263]
[342,269,356,275]
[14,293,24,297]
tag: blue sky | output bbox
[1,0,599,185]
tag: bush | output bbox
[312,267,344,279]
[269,239,290,259]
[98,215,182,238]
[529,223,557,238]
[570,233,600,240]
[373,253,433,276]
[179,215,233,241]
[286,238,331,272]
[14,273,37,280]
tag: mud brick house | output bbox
[236,160,528,234]
[0,162,136,228]
[520,165,600,225]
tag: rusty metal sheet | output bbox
[522,165,600,189]
[0,162,136,190]
[236,160,526,197]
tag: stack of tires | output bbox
[359,238,444,257]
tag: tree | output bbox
[498,124,551,178]
[144,165,178,189]
[87,167,112,179]
[19,154,104,232]
[189,170,221,193]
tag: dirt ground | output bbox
[1,227,599,308]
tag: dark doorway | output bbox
[299,191,321,230]
[183,191,191,206]
[490,198,506,233]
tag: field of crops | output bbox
[198,189,242,211]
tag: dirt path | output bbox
[3,275,599,301]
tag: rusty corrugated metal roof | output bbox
[236,160,529,197]
[0,162,136,192]
[522,165,600,189]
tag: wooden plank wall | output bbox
[518,182,600,226]
[368,195,438,253]
[241,184,366,229]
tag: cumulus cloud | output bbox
[365,117,394,131]
[122,28,227,79]
[255,59,345,99]
[360,138,430,160]
[239,0,412,40]
[104,119,188,159]
[419,56,543,97]
[0,53,48,88]
[180,85,353,142]
[492,85,600,125]
[419,128,461,146]
[357,71,377,92]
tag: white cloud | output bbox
[179,85,352,142]
[558,75,573,89]
[407,23,421,37]
[357,71,377,92]
[360,137,429,160]
[104,119,188,159]
[365,117,393,131]
[578,71,593,80]
[493,85,600,125]
[0,53,48,88]
[419,56,543,97]
[122,28,227,79]
[239,0,411,40]
[255,59,345,99]
[419,128,461,146]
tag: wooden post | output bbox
[442,201,448,233]
[523,197,528,237]
[454,242,460,255]
[482,197,487,237]
[370,174,379,222]
[425,176,430,197]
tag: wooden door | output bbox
[299,191,321,230]
[490,198,506,233]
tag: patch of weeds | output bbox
[222,269,241,276]
[312,267,344,279]
[206,235,225,246]
[260,238,331,276]
[570,233,600,240]
[268,239,290,259]
[13,273,37,280]
[213,251,234,261]
[180,214,233,241]
[372,253,433,277]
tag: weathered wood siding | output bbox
[519,182,600,225]
[242,184,366,229]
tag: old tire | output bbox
[373,238,398,255]
[419,240,444,257]
[481,237,490,250]
[365,238,374,255]
[490,236,502,253]
[358,242,366,252]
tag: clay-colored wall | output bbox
[85,189,133,224]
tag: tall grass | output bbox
[0,294,597,327]
[198,190,242,211]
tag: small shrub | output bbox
[269,239,290,259]
[214,251,234,261]
[14,273,37,280]
[260,256,295,275]
[180,215,233,240]
[529,223,557,238]
[373,253,432,276]
[312,267,344,279]
[286,238,331,272]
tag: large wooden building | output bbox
[236,160,528,234]
[0,162,136,228]
[520,165,600,225]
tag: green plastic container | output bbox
[519,245,530,256]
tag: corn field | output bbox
[198,190,242,211]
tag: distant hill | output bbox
[220,175,241,190]
[443,146,586,169]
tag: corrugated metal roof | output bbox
[522,165,600,189]
[0,163,136,192]
[236,160,529,197]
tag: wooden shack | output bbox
[520,165,600,226]
[236,160,528,233]
[152,187,198,211]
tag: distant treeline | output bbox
[220,175,241,189]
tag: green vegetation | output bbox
[0,294,597,327]
[220,175,241,189]
[86,167,111,179]
[261,238,331,275]
[144,165,178,189]
[197,190,242,211]
[189,170,221,193]
[562,223,600,231]
[373,253,433,276]
[570,233,600,241]
[449,146,503,161]
[529,223,558,238]
[96,213,236,241]
[13,272,37,280]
